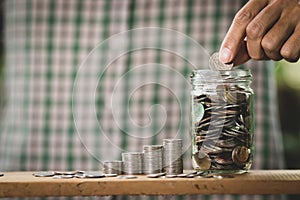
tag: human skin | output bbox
[219,0,300,65]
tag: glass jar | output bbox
[190,69,254,174]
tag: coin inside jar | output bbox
[192,151,211,170]
[190,70,254,173]
[232,146,250,165]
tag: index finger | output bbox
[219,0,268,64]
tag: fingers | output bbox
[281,24,300,62]
[261,13,294,61]
[231,40,250,66]
[220,0,300,65]
[246,0,282,60]
[219,0,268,63]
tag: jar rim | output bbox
[191,69,251,76]
[190,69,252,84]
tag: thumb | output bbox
[231,40,251,66]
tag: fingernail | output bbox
[219,48,232,63]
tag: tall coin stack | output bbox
[122,152,144,175]
[163,139,183,175]
[143,145,163,174]
[103,160,123,175]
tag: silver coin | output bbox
[193,102,205,122]
[105,173,118,177]
[84,171,105,178]
[52,174,74,179]
[122,152,143,175]
[54,171,77,175]
[209,52,233,71]
[177,173,188,178]
[147,172,166,178]
[75,170,85,174]
[143,145,163,174]
[163,139,183,175]
[52,175,63,179]
[165,174,177,178]
[186,174,197,178]
[33,171,55,177]
[118,175,137,179]
[60,174,74,179]
[103,160,123,175]
[75,173,86,178]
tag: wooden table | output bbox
[0,170,300,198]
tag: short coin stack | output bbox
[103,160,123,175]
[163,139,183,175]
[143,145,163,174]
[122,152,144,175]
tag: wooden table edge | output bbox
[0,170,300,197]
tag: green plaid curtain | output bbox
[1,0,284,199]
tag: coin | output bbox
[232,146,250,165]
[143,145,163,174]
[33,171,55,177]
[177,173,188,178]
[60,174,74,179]
[105,173,118,177]
[192,151,211,170]
[54,171,77,175]
[84,171,105,178]
[75,173,86,178]
[192,85,253,172]
[163,139,183,175]
[209,52,233,71]
[122,152,143,175]
[165,174,177,178]
[186,174,197,178]
[147,172,166,178]
[118,175,137,179]
[52,175,63,179]
[193,102,205,122]
[103,160,123,175]
[0,172,4,177]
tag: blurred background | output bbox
[276,60,300,169]
[0,0,299,170]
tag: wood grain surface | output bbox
[0,170,300,197]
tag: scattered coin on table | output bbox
[146,172,166,178]
[33,171,56,177]
[118,175,137,179]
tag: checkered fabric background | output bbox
[0,1,285,199]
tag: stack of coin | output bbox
[163,139,183,175]
[103,160,123,175]
[122,152,143,175]
[143,145,163,174]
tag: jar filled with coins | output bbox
[190,69,254,174]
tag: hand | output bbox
[219,0,300,65]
